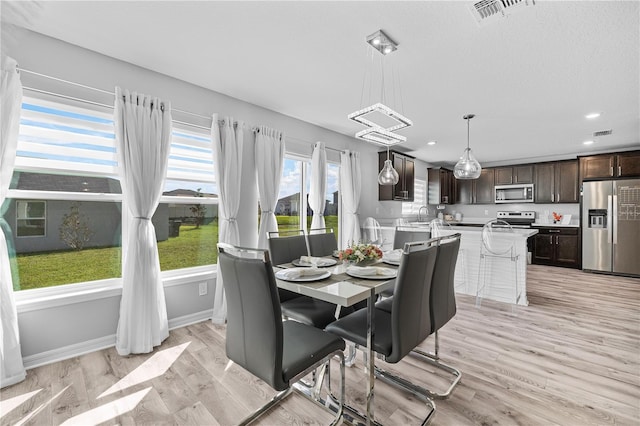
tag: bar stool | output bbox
[362,217,383,245]
[476,219,521,308]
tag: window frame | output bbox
[8,95,219,299]
[15,200,47,238]
[277,152,341,233]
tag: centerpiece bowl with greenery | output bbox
[337,242,383,266]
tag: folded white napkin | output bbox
[384,249,403,262]
[280,268,326,279]
[347,266,390,276]
[299,255,328,266]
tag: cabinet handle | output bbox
[557,193,560,203]
[610,166,614,176]
[551,193,554,202]
[556,235,559,245]
[618,165,622,176]
[549,229,560,233]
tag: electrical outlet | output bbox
[198,282,207,296]
[484,209,489,215]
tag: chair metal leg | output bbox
[290,350,345,426]
[238,387,293,426]
[475,254,485,308]
[373,366,437,425]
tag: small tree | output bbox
[59,202,94,250]
[189,188,206,229]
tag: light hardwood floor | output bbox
[1,265,639,425]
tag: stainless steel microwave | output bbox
[495,184,534,203]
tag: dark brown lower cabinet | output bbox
[532,227,580,268]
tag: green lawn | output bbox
[15,217,338,291]
[277,215,339,242]
[16,223,218,290]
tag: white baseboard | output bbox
[168,310,213,330]
[23,310,214,370]
[23,334,116,370]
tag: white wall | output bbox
[7,30,437,365]
[7,30,373,364]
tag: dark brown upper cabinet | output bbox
[495,165,533,185]
[535,160,579,203]
[378,151,415,201]
[580,151,640,180]
[454,168,495,204]
[428,167,455,205]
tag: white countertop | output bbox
[449,226,538,238]
[532,222,580,228]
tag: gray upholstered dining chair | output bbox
[379,226,432,298]
[408,233,462,399]
[325,240,439,424]
[267,230,310,266]
[268,229,354,329]
[393,226,431,249]
[217,243,345,425]
[307,228,338,257]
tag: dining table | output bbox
[273,255,401,426]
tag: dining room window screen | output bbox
[271,155,340,240]
[6,95,218,291]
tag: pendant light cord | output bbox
[467,117,470,150]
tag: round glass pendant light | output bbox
[453,114,482,180]
[378,147,399,185]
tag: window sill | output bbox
[15,264,217,313]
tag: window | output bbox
[16,201,46,237]
[272,155,340,241]
[275,156,306,233]
[6,96,218,291]
[156,125,218,271]
[402,178,427,216]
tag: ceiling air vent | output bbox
[593,129,613,137]
[469,0,535,26]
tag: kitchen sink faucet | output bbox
[418,206,429,222]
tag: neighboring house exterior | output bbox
[6,172,215,254]
[275,193,301,216]
[163,188,218,225]
[274,192,338,216]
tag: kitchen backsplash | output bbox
[437,203,581,225]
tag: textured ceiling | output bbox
[6,0,640,166]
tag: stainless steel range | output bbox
[496,211,535,228]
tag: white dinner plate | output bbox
[345,267,397,280]
[292,258,337,267]
[382,259,401,266]
[275,268,331,282]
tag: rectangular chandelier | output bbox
[348,30,412,146]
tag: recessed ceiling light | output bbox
[583,140,595,145]
[427,140,437,145]
[585,112,601,119]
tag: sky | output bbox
[19,99,338,203]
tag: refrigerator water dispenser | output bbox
[588,209,607,229]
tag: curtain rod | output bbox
[284,135,345,154]
[18,67,212,121]
[23,86,212,132]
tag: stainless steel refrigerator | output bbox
[582,179,640,276]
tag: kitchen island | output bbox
[447,226,538,306]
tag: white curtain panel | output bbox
[0,56,26,388]
[308,141,327,232]
[211,114,244,324]
[255,126,284,248]
[114,87,172,355]
[340,150,362,248]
